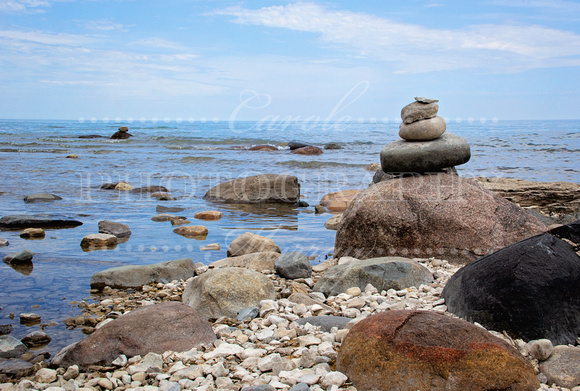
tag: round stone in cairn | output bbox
[399,116,446,141]
[401,98,439,124]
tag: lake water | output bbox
[0,118,578,356]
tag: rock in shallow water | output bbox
[0,215,82,229]
[380,132,470,173]
[204,174,300,204]
[3,249,34,264]
[337,310,539,391]
[23,193,62,203]
[227,232,281,257]
[98,220,131,238]
[80,233,117,249]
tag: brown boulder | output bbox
[291,146,323,155]
[194,210,223,221]
[203,174,300,204]
[337,310,539,391]
[209,251,280,271]
[249,145,279,151]
[173,225,208,238]
[334,173,546,263]
[227,232,281,257]
[51,302,216,368]
[320,189,361,212]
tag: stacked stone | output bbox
[380,97,471,173]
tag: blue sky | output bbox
[1,0,580,120]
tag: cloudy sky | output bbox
[1,0,579,120]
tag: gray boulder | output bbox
[131,185,169,194]
[0,336,28,359]
[204,174,300,204]
[400,101,439,124]
[313,257,433,297]
[51,302,216,368]
[90,258,196,290]
[380,132,470,173]
[182,267,276,320]
[209,251,280,272]
[23,193,62,203]
[540,346,580,388]
[98,220,131,238]
[274,252,312,279]
[3,249,33,265]
[0,215,82,229]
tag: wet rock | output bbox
[0,336,28,359]
[204,174,300,204]
[98,220,131,238]
[90,258,196,290]
[152,213,184,222]
[182,267,276,320]
[19,228,45,238]
[335,173,546,263]
[319,189,360,212]
[0,215,82,229]
[443,232,580,345]
[314,257,433,297]
[114,182,134,191]
[173,225,208,238]
[540,345,580,388]
[80,233,118,249]
[200,243,221,251]
[66,154,78,158]
[249,145,279,151]
[3,249,33,264]
[156,205,185,213]
[0,238,8,247]
[209,252,280,271]
[19,313,41,325]
[380,132,470,172]
[274,252,312,279]
[338,310,539,391]
[21,331,51,348]
[131,185,169,194]
[291,146,323,155]
[324,143,342,150]
[52,302,216,368]
[287,141,311,150]
[227,232,281,257]
[23,193,62,203]
[324,214,342,230]
[151,191,177,200]
[111,130,132,139]
[194,210,223,221]
[0,325,13,335]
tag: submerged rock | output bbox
[0,215,83,229]
[204,174,300,204]
[23,193,62,203]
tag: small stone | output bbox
[19,313,41,325]
[151,192,177,201]
[173,225,208,237]
[415,97,439,103]
[0,336,28,358]
[314,205,325,214]
[35,368,57,383]
[237,307,260,322]
[0,324,14,335]
[23,193,62,203]
[0,239,8,247]
[118,126,129,132]
[3,249,33,264]
[21,331,51,348]
[112,355,128,367]
[194,211,223,221]
[321,371,348,388]
[200,243,220,251]
[98,378,114,390]
[80,233,118,248]
[401,101,439,124]
[324,214,342,230]
[63,365,79,380]
[114,182,134,191]
[66,154,78,158]
[528,339,554,361]
[365,163,381,171]
[20,228,45,238]
[345,287,362,296]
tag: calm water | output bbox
[0,119,578,355]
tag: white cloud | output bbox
[214,2,580,73]
[84,19,130,32]
[0,0,50,12]
[0,29,94,46]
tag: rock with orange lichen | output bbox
[337,310,539,391]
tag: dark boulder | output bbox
[291,146,323,155]
[98,220,131,238]
[131,185,169,194]
[0,215,83,229]
[442,231,580,345]
[287,141,311,150]
[110,131,132,139]
[274,252,312,279]
[23,193,62,203]
[337,310,539,391]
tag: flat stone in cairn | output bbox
[399,115,446,141]
[401,101,439,124]
[380,132,470,173]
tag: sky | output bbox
[1,0,580,121]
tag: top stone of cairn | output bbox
[414,97,439,104]
[401,98,439,124]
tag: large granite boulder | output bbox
[337,310,539,391]
[182,267,276,320]
[227,232,281,257]
[313,257,432,297]
[442,229,580,345]
[334,173,546,263]
[51,302,215,368]
[540,345,580,388]
[90,258,197,290]
[203,174,300,204]
[380,133,470,172]
[0,215,83,229]
[209,252,280,272]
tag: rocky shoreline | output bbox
[1,248,579,391]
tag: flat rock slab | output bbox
[204,174,300,204]
[442,231,580,345]
[209,252,280,272]
[23,193,62,203]
[401,101,439,124]
[51,302,216,368]
[90,258,197,290]
[0,215,83,229]
[338,310,539,391]
[380,132,470,173]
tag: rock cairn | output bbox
[380,97,471,173]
